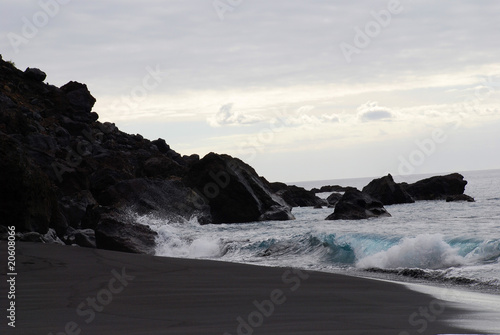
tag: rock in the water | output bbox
[446,194,475,202]
[403,173,468,200]
[326,192,343,206]
[185,153,294,223]
[270,183,327,207]
[24,67,46,82]
[312,185,357,193]
[325,190,391,220]
[95,215,157,254]
[362,174,414,205]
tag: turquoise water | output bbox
[139,169,500,293]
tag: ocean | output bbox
[138,169,500,295]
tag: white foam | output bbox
[356,234,465,269]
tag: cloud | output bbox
[357,101,394,122]
[207,103,264,127]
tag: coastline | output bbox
[0,242,489,334]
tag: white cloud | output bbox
[207,103,264,127]
[357,101,394,122]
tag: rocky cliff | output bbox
[0,56,294,253]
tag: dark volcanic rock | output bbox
[446,194,475,202]
[95,216,157,254]
[185,153,294,223]
[24,67,46,82]
[403,173,468,200]
[326,192,343,206]
[98,178,212,224]
[0,133,59,234]
[0,57,297,253]
[362,174,415,205]
[270,183,327,207]
[60,81,96,114]
[312,185,357,193]
[325,190,391,220]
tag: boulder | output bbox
[362,174,415,205]
[325,190,391,220]
[24,67,46,82]
[446,194,475,202]
[402,173,468,200]
[60,81,96,114]
[64,228,96,248]
[95,216,157,254]
[185,153,294,223]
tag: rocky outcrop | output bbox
[0,58,294,253]
[325,190,391,220]
[311,185,357,193]
[270,183,327,207]
[185,153,294,223]
[402,173,468,200]
[362,174,415,205]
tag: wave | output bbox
[135,212,500,288]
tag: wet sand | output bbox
[0,242,479,334]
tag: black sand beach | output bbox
[1,242,480,334]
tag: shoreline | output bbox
[0,242,493,334]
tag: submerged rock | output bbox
[325,190,391,220]
[446,194,475,202]
[362,174,414,205]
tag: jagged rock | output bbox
[446,194,475,202]
[24,67,46,82]
[326,192,343,206]
[362,174,415,205]
[185,153,294,223]
[325,190,391,220]
[402,173,468,200]
[270,183,327,207]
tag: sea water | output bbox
[138,169,500,294]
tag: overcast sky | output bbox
[2,0,500,182]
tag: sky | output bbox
[1,0,500,182]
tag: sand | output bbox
[0,241,483,334]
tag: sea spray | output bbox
[356,234,465,269]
